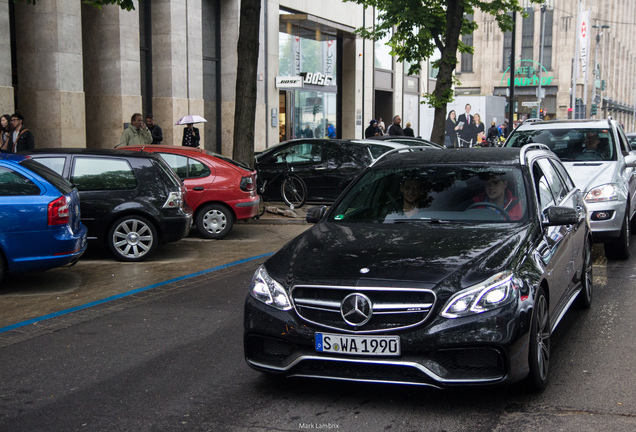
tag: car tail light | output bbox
[240,176,255,192]
[163,191,184,209]
[48,196,70,226]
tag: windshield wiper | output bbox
[389,218,455,224]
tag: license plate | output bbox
[315,333,400,356]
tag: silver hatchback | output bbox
[506,118,636,259]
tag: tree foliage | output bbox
[345,0,536,145]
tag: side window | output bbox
[272,143,319,164]
[159,153,188,179]
[72,157,137,191]
[616,125,631,154]
[187,158,211,178]
[549,159,575,191]
[32,157,66,176]
[0,167,41,196]
[533,164,556,213]
[369,144,391,159]
[536,158,568,204]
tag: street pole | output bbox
[508,12,516,129]
[537,3,547,114]
[571,0,581,118]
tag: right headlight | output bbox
[441,272,519,319]
[250,265,292,311]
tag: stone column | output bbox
[220,0,239,155]
[14,0,86,148]
[82,2,142,149]
[0,0,14,114]
[152,0,203,147]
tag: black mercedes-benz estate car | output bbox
[244,145,593,391]
[24,149,193,262]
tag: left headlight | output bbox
[585,184,619,202]
[250,265,292,311]
[441,272,519,319]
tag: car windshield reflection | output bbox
[330,165,528,223]
[506,128,616,162]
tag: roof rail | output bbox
[522,117,543,124]
[370,146,434,166]
[519,143,550,165]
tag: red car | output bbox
[124,145,259,239]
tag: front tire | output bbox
[527,286,550,392]
[196,204,233,239]
[108,216,158,262]
[281,175,307,209]
[604,209,630,260]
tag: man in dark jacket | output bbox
[9,113,34,153]
[386,115,405,136]
[145,115,164,144]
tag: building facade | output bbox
[1,0,428,155]
[455,0,636,130]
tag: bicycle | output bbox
[256,152,308,209]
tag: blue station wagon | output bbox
[0,153,87,282]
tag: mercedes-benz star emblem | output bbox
[341,293,373,327]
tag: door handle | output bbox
[192,187,204,191]
[314,166,327,170]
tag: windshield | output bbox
[507,128,616,162]
[329,165,528,224]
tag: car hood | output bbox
[265,222,533,292]
[563,161,618,193]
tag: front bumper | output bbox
[586,199,627,242]
[244,296,532,388]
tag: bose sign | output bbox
[275,76,304,88]
[276,73,335,88]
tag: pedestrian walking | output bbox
[386,115,405,136]
[403,122,415,137]
[8,113,34,153]
[377,117,386,135]
[302,124,314,138]
[487,121,500,147]
[118,113,152,147]
[365,119,381,138]
[182,123,200,147]
[1,114,12,151]
[327,122,336,138]
[145,115,163,144]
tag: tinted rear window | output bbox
[21,158,74,194]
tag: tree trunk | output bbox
[232,0,261,168]
[430,0,464,146]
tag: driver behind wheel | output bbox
[472,173,523,220]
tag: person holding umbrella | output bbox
[176,115,206,148]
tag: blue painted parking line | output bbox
[0,253,273,335]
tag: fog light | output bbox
[591,210,614,221]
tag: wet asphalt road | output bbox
[0,222,636,431]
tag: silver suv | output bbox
[505,118,636,259]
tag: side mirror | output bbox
[543,206,578,226]
[624,152,636,168]
[306,206,328,224]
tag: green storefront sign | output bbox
[501,59,554,87]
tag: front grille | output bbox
[290,285,436,333]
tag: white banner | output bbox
[579,9,591,75]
